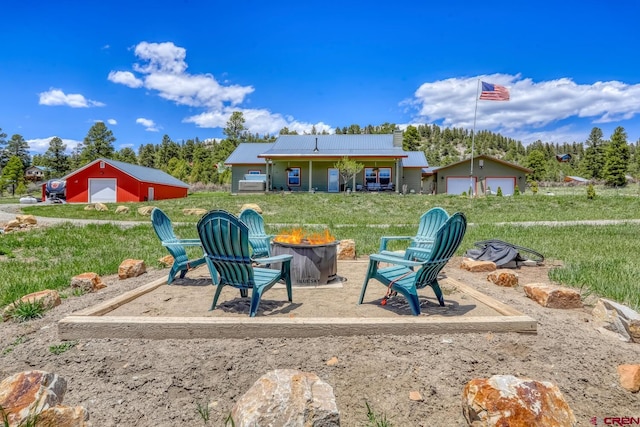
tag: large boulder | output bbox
[182,208,208,216]
[617,364,640,392]
[231,369,340,427]
[460,258,497,272]
[337,239,356,260]
[487,269,519,287]
[118,259,146,279]
[462,375,576,427]
[70,272,107,293]
[0,371,67,426]
[523,283,582,309]
[592,298,640,343]
[240,203,262,214]
[137,206,156,216]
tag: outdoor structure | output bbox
[24,165,49,182]
[224,131,428,194]
[431,155,532,196]
[53,158,189,203]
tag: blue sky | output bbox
[2,0,640,155]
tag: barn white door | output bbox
[89,179,116,203]
[486,177,515,196]
[446,177,475,195]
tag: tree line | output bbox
[1,110,639,196]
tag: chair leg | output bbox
[179,269,188,279]
[358,260,378,304]
[249,287,264,317]
[283,262,292,302]
[430,280,445,307]
[240,289,248,298]
[392,286,422,315]
[167,265,179,285]
[210,284,225,311]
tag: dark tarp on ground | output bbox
[464,240,544,268]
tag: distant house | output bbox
[433,155,532,196]
[564,176,589,184]
[56,158,189,203]
[224,131,428,194]
[25,165,49,181]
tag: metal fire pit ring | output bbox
[270,240,339,286]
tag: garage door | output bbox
[486,178,515,196]
[89,179,116,203]
[446,177,476,195]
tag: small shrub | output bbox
[587,183,596,199]
[196,400,210,425]
[530,181,539,194]
[514,186,520,196]
[9,299,45,322]
[365,402,392,427]
[2,336,28,355]
[496,187,503,197]
[49,341,78,355]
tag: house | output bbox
[224,131,428,193]
[25,165,49,181]
[433,155,531,196]
[52,158,189,203]
[564,176,589,184]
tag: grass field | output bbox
[1,189,639,311]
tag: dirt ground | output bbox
[1,256,638,426]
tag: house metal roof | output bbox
[64,158,190,188]
[224,143,274,165]
[402,151,429,168]
[258,134,407,158]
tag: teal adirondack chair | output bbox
[359,212,467,315]
[239,208,274,258]
[378,207,450,260]
[151,208,206,285]
[197,210,293,317]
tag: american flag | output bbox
[479,81,510,101]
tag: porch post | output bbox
[308,160,313,192]
[396,158,401,193]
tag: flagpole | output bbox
[470,79,480,197]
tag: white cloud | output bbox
[184,107,332,136]
[107,118,117,125]
[406,74,640,142]
[27,137,81,154]
[107,71,143,88]
[136,117,159,132]
[39,88,104,108]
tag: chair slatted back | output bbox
[151,208,188,264]
[198,210,255,289]
[239,208,271,257]
[412,207,450,248]
[414,212,467,289]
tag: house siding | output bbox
[401,169,422,194]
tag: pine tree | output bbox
[402,125,421,151]
[581,127,605,179]
[603,126,630,187]
[80,122,116,163]
[0,127,8,168]
[6,134,31,168]
[43,137,70,178]
[1,156,25,196]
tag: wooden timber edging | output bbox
[58,273,537,340]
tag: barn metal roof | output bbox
[64,158,190,188]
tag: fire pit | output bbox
[270,229,339,286]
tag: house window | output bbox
[378,168,391,186]
[248,170,261,174]
[364,167,392,187]
[100,161,105,169]
[287,168,300,187]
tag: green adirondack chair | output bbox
[151,208,206,285]
[359,212,467,315]
[239,208,274,258]
[378,207,450,260]
[197,210,293,317]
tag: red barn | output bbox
[58,158,189,203]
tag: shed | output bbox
[60,158,189,203]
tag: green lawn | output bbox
[2,190,640,311]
